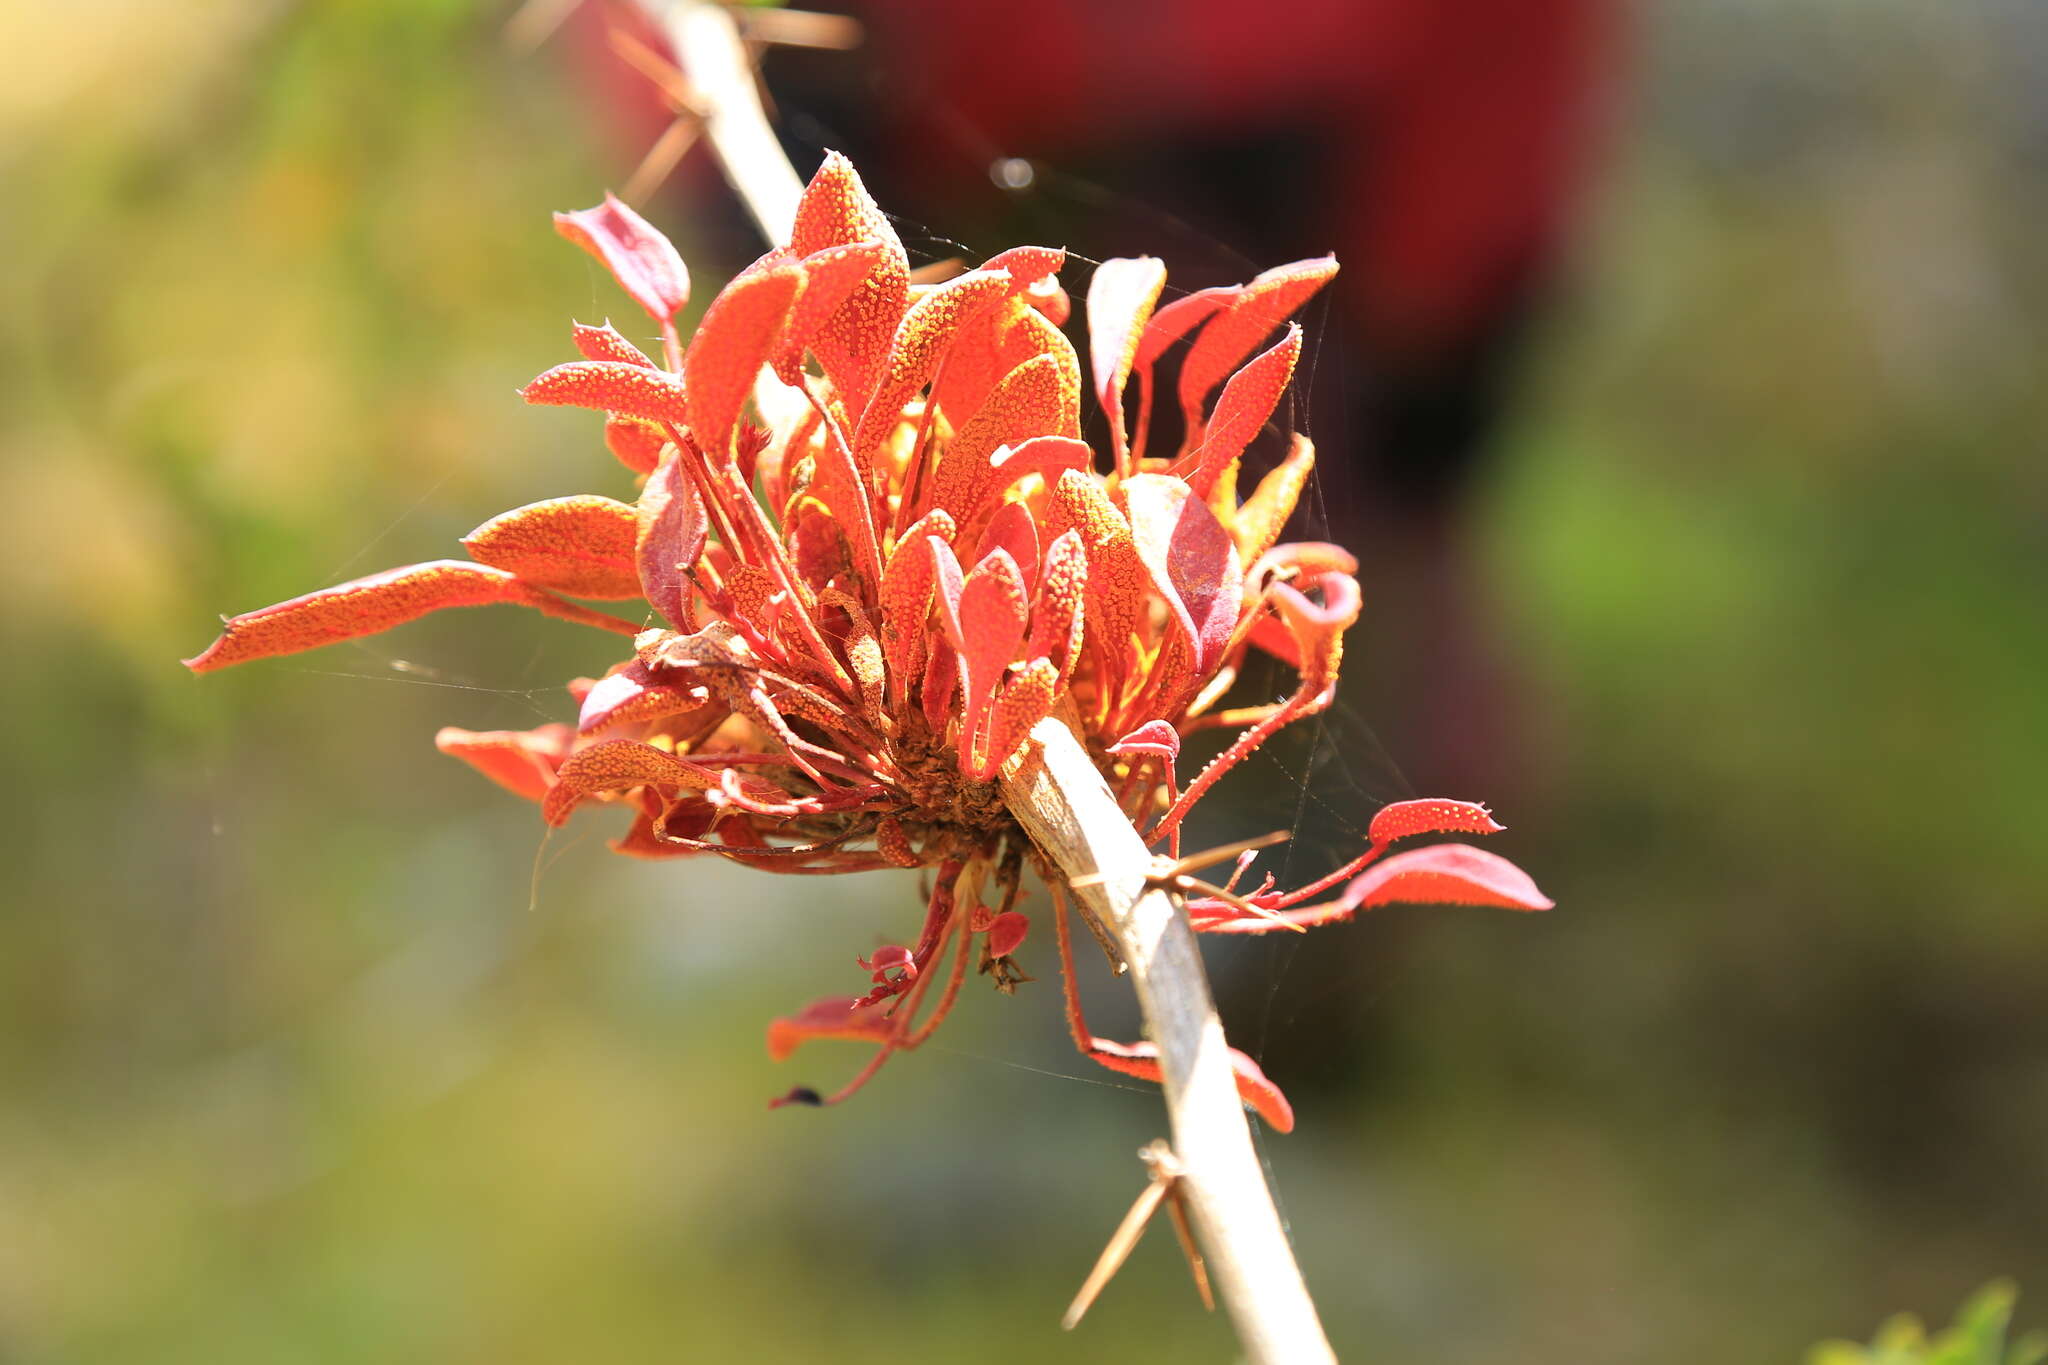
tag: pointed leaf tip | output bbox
[183,560,637,672]
[554,194,690,324]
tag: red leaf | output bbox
[1085,1038,1295,1133]
[1173,323,1301,499]
[686,264,803,461]
[1340,844,1551,912]
[635,453,706,629]
[1085,255,1167,467]
[461,495,643,599]
[554,194,690,324]
[434,724,573,803]
[973,500,1040,590]
[935,545,1030,773]
[1368,799,1504,845]
[1177,256,1337,443]
[985,911,1029,959]
[182,561,638,672]
[1121,474,1244,678]
[523,360,689,427]
[1198,844,1552,934]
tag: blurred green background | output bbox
[2,2,2043,1361]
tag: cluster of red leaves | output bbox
[187,155,1549,1129]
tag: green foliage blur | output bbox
[1810,1282,2047,1365]
[1,2,2042,1362]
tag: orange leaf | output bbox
[929,353,1073,523]
[852,268,1013,461]
[685,264,803,461]
[773,239,892,385]
[877,509,955,706]
[789,151,910,409]
[541,738,727,826]
[1028,529,1087,683]
[461,495,643,599]
[571,320,656,368]
[1048,469,1146,674]
[603,416,667,475]
[434,724,573,803]
[523,360,689,427]
[183,561,638,672]
[554,193,690,324]
[766,995,897,1062]
[1231,433,1316,564]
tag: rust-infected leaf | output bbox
[1028,529,1088,681]
[1173,323,1301,499]
[1048,469,1146,673]
[183,561,638,672]
[1177,256,1337,442]
[686,264,803,461]
[572,320,657,368]
[1368,799,1504,845]
[576,661,712,733]
[523,360,690,427]
[462,495,643,599]
[789,152,910,408]
[541,737,728,826]
[852,268,1013,460]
